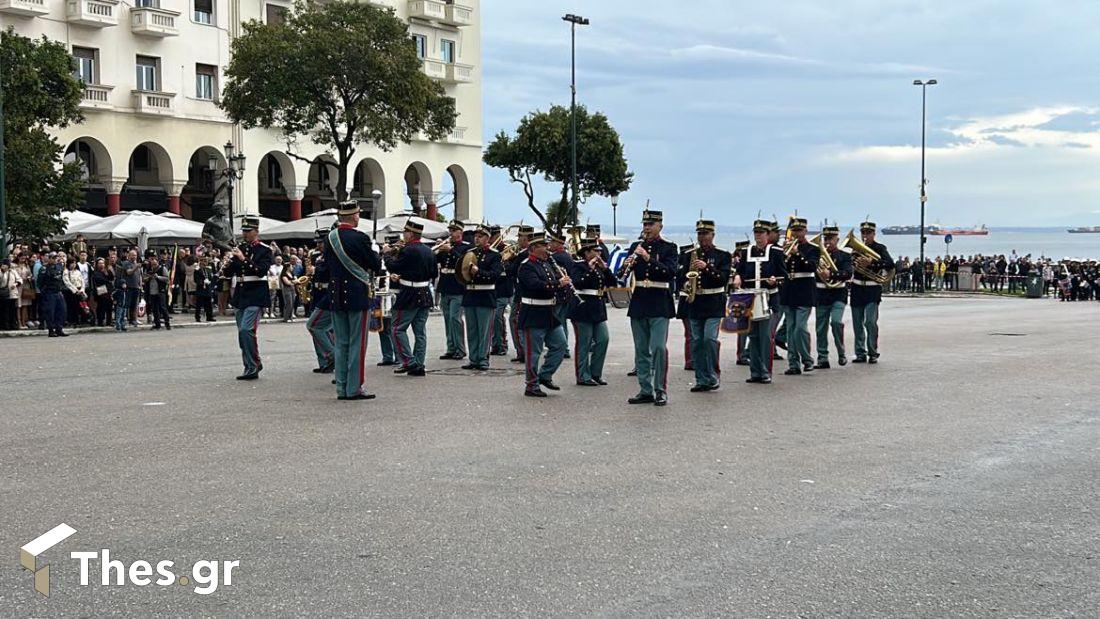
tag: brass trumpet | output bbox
[431,239,453,254]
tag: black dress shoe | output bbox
[394,366,409,374]
[628,393,655,404]
[339,393,376,401]
[539,379,561,391]
[439,353,456,360]
[654,392,668,406]
[576,379,599,386]
[746,377,763,384]
[312,366,331,373]
[814,361,831,370]
[736,359,750,366]
[525,388,547,398]
[776,341,788,351]
[627,369,638,377]
[784,368,802,376]
[868,357,878,364]
[838,357,848,366]
[377,361,396,367]
[48,332,58,337]
[57,331,69,337]
[690,384,711,393]
[236,372,259,381]
[453,353,466,361]
[802,364,814,373]
[852,356,867,363]
[759,377,772,384]
[511,357,524,363]
[593,377,608,385]
[562,352,571,359]
[407,366,426,377]
[461,363,477,370]
[684,366,694,372]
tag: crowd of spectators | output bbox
[887,252,1099,300]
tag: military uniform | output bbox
[385,220,436,376]
[375,234,400,366]
[306,230,336,373]
[779,218,820,374]
[508,226,534,363]
[732,241,751,366]
[461,226,504,370]
[324,204,383,399]
[850,221,895,363]
[736,221,787,383]
[681,220,732,391]
[489,226,512,356]
[626,210,679,405]
[437,220,470,359]
[675,244,696,372]
[516,233,568,397]
[549,236,575,359]
[568,241,617,385]
[585,224,611,263]
[814,227,853,367]
[223,217,273,379]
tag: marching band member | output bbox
[780,217,820,375]
[517,232,570,397]
[461,225,503,371]
[489,225,511,357]
[733,220,787,384]
[305,228,335,374]
[569,240,617,386]
[733,240,751,366]
[223,216,273,381]
[376,233,400,367]
[675,243,696,372]
[323,201,382,400]
[384,220,436,377]
[625,209,678,406]
[813,226,853,368]
[585,224,611,262]
[767,220,786,361]
[850,221,895,364]
[548,231,575,359]
[508,225,535,363]
[682,219,732,392]
[437,220,470,360]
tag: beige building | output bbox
[0,0,482,225]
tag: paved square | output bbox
[2,297,1097,615]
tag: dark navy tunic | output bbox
[385,240,436,310]
[323,225,382,312]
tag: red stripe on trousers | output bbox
[252,311,260,365]
[571,320,580,379]
[524,328,534,388]
[392,309,405,364]
[358,312,368,390]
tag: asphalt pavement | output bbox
[1,296,1097,617]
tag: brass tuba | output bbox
[843,230,891,284]
[810,233,844,289]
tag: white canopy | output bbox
[61,210,103,234]
[263,214,449,241]
[55,211,204,244]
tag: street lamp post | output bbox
[370,188,383,239]
[563,13,589,229]
[610,194,619,237]
[913,79,936,292]
[212,141,246,237]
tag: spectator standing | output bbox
[280,260,297,322]
[62,257,87,325]
[90,258,114,327]
[0,260,22,330]
[143,257,171,330]
[15,255,33,328]
[267,256,283,318]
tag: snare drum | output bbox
[749,289,772,321]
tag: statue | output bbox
[202,200,236,250]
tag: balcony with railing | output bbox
[417,125,468,144]
[66,0,119,27]
[407,0,445,22]
[444,62,473,84]
[0,0,49,16]
[130,6,179,37]
[421,58,447,80]
[80,84,114,110]
[443,2,472,26]
[131,89,175,116]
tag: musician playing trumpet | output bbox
[437,220,471,361]
[680,219,732,393]
[850,221,895,364]
[460,225,503,371]
[813,226,853,369]
[733,220,787,384]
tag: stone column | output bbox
[287,186,305,221]
[164,181,187,216]
[105,177,127,215]
[426,202,438,221]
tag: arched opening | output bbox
[444,164,470,221]
[305,155,338,215]
[180,146,226,222]
[351,158,386,218]
[63,137,113,214]
[403,162,434,218]
[122,142,172,212]
[257,151,296,220]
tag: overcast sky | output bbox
[478,0,1100,228]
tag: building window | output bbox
[265,3,287,24]
[413,34,427,60]
[135,0,158,7]
[136,55,159,92]
[264,155,283,190]
[73,47,97,85]
[441,39,456,64]
[195,63,217,100]
[132,145,151,172]
[194,0,213,24]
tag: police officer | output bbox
[675,243,696,373]
[489,225,512,356]
[569,240,617,386]
[814,225,853,368]
[37,252,68,337]
[375,233,400,367]
[305,229,335,374]
[384,219,436,377]
[850,221,895,364]
[223,216,273,380]
[508,225,534,363]
[682,219,732,392]
[780,217,820,375]
[324,201,382,400]
[734,220,787,384]
[625,210,679,406]
[517,232,570,397]
[437,220,470,360]
[461,224,503,371]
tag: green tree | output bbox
[544,199,581,235]
[1,28,85,248]
[483,104,632,230]
[220,0,456,202]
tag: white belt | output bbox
[851,279,880,287]
[521,297,556,306]
[440,268,456,274]
[398,279,430,288]
[239,276,263,282]
[696,287,726,295]
[791,272,815,279]
[635,280,670,289]
[575,289,601,296]
[466,284,495,291]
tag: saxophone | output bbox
[294,255,313,305]
[683,244,701,303]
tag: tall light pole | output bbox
[563,13,589,230]
[913,79,936,292]
[0,59,8,260]
[610,194,619,236]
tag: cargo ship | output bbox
[1067,226,1100,233]
[882,224,941,235]
[929,224,988,236]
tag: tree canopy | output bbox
[483,104,632,231]
[220,0,456,203]
[1,28,85,248]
